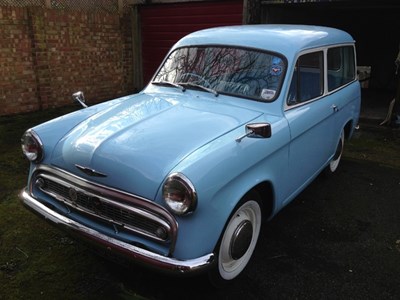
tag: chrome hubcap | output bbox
[230,220,253,260]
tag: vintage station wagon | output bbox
[20,25,360,284]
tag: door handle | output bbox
[332,104,339,112]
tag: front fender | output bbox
[158,116,290,260]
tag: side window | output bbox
[327,46,355,91]
[288,51,323,105]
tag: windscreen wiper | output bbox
[152,81,186,91]
[179,83,219,97]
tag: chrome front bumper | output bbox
[19,188,215,275]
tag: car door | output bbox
[326,45,359,139]
[283,50,337,203]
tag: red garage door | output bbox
[140,0,243,84]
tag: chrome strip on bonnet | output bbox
[20,189,214,275]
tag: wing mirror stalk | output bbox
[236,123,272,143]
[72,91,88,108]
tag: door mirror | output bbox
[236,123,272,143]
[246,123,272,138]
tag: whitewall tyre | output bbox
[209,192,262,286]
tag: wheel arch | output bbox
[212,179,276,252]
[251,181,275,221]
[343,119,355,140]
[209,181,273,284]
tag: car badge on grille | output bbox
[68,188,78,203]
[75,164,107,177]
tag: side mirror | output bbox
[246,123,272,138]
[236,123,272,143]
[72,91,88,108]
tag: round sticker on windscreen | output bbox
[270,64,283,76]
[261,89,276,100]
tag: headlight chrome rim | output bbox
[163,173,197,216]
[21,129,44,163]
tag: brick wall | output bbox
[0,7,37,115]
[0,6,134,116]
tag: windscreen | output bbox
[154,46,286,101]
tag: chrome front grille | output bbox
[31,166,177,250]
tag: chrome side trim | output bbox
[20,188,215,275]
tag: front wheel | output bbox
[209,192,262,286]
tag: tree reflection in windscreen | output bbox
[154,46,285,101]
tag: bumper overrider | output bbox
[19,188,214,275]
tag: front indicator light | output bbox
[163,173,197,216]
[21,129,44,162]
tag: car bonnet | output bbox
[48,92,262,200]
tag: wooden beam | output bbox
[127,0,205,4]
[118,0,124,14]
[131,5,143,91]
[243,0,261,24]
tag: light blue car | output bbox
[20,25,360,284]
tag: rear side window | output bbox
[288,51,324,105]
[327,46,356,91]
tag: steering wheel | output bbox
[179,73,211,88]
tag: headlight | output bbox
[21,129,44,162]
[162,173,197,216]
